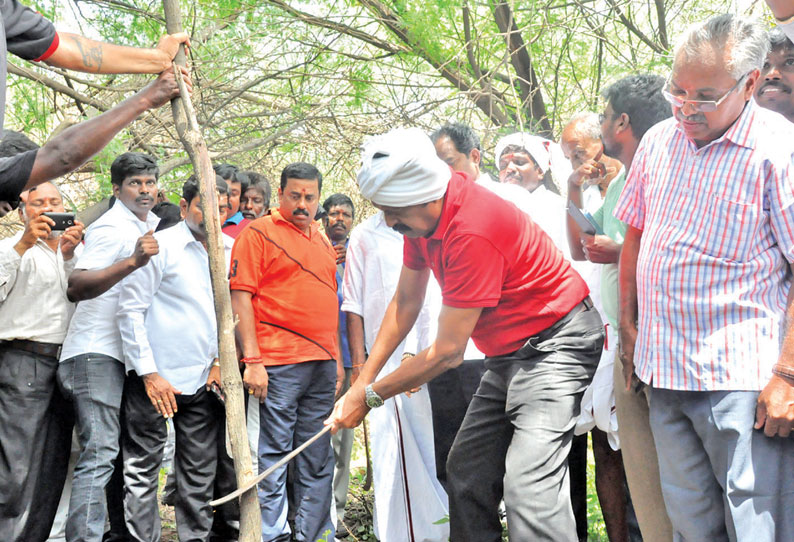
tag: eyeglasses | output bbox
[662,72,750,113]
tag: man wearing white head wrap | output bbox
[328,127,605,542]
[357,127,451,207]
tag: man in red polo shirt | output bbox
[230,162,341,542]
[328,128,604,542]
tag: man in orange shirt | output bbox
[229,162,342,542]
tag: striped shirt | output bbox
[614,100,794,391]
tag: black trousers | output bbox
[121,373,219,542]
[446,304,603,542]
[210,414,240,542]
[426,358,486,489]
[0,345,72,542]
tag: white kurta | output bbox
[342,212,449,542]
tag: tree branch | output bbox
[491,0,552,136]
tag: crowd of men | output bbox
[2,0,794,541]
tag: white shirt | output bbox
[117,221,217,394]
[0,232,81,343]
[475,172,537,216]
[342,212,431,354]
[343,212,449,541]
[223,232,234,273]
[60,201,160,362]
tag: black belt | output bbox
[534,296,594,343]
[1,339,62,359]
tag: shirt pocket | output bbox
[700,197,758,262]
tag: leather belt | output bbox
[1,339,62,359]
[534,296,594,343]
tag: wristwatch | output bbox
[364,384,384,408]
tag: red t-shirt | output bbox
[222,217,251,238]
[404,174,588,356]
[229,210,339,365]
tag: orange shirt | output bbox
[229,209,339,366]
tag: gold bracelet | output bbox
[776,12,794,25]
[212,361,221,368]
[772,363,794,381]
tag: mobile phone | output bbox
[566,201,603,235]
[209,381,225,405]
[42,212,75,231]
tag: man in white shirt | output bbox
[342,210,449,541]
[57,152,160,542]
[117,178,223,541]
[0,180,83,541]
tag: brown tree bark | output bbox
[160,2,260,541]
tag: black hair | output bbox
[430,121,481,155]
[182,174,229,205]
[242,171,267,184]
[242,171,268,202]
[243,178,272,210]
[280,162,322,193]
[769,27,794,53]
[152,201,182,232]
[322,193,355,219]
[213,163,249,193]
[0,130,38,157]
[110,152,159,187]
[601,74,671,141]
[213,163,238,181]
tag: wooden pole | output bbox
[160,3,260,540]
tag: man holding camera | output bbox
[0,181,84,541]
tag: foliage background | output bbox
[4,0,773,226]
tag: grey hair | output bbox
[675,14,769,79]
[566,112,601,140]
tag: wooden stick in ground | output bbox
[211,424,333,507]
[160,3,260,540]
[363,418,373,491]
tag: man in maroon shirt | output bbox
[329,128,604,541]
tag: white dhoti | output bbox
[575,322,620,450]
[370,382,449,542]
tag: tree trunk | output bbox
[160,3,260,541]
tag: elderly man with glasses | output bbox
[615,14,794,541]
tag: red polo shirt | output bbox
[229,209,339,365]
[404,174,588,356]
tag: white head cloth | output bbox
[494,132,552,174]
[357,127,451,207]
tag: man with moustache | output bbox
[0,180,84,541]
[230,162,341,542]
[615,15,794,539]
[57,152,161,542]
[117,177,228,541]
[755,28,794,122]
[240,175,272,221]
[330,128,603,542]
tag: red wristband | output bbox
[241,356,263,364]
